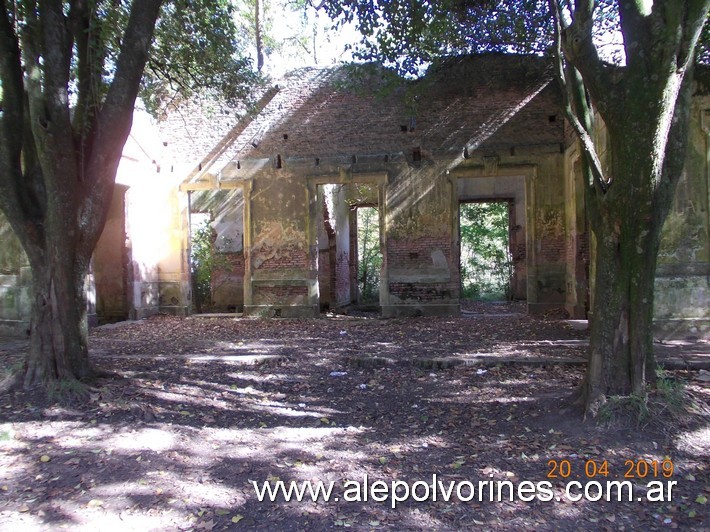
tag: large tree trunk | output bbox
[583,196,661,414]
[23,235,94,390]
[548,0,707,418]
[0,1,163,397]
[580,80,691,414]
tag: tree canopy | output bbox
[0,0,258,394]
[316,0,710,416]
[143,0,259,113]
[318,0,707,73]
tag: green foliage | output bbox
[4,1,258,117]
[143,0,261,114]
[190,220,216,311]
[595,369,688,427]
[190,218,236,312]
[317,0,553,75]
[595,393,649,427]
[654,367,686,412]
[318,0,707,74]
[357,206,382,304]
[697,17,710,65]
[459,202,511,300]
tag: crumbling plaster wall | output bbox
[0,211,31,335]
[383,160,459,317]
[246,166,315,317]
[214,56,569,318]
[564,86,709,339]
[92,185,129,324]
[562,153,590,320]
[655,95,710,339]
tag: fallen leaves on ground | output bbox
[0,308,707,531]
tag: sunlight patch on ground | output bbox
[108,428,177,452]
[675,426,710,457]
[226,371,301,382]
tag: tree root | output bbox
[568,381,586,406]
[87,364,121,381]
[0,370,22,395]
[46,377,91,405]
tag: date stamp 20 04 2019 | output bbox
[546,458,674,480]
[545,458,678,502]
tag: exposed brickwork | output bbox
[211,252,245,310]
[335,251,351,305]
[212,252,245,281]
[389,283,456,302]
[170,54,564,175]
[253,285,308,305]
[541,236,566,263]
[256,248,307,270]
[387,236,458,302]
[387,236,452,269]
[318,248,331,305]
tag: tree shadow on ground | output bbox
[0,312,708,530]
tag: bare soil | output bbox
[0,306,708,531]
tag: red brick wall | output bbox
[541,235,566,263]
[318,248,331,306]
[211,252,246,310]
[253,285,308,305]
[212,252,245,282]
[389,283,456,301]
[387,236,458,302]
[335,250,351,306]
[387,235,451,269]
[257,248,308,269]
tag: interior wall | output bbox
[654,96,710,339]
[0,211,31,335]
[93,185,129,324]
[246,164,316,317]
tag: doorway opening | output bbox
[188,189,245,314]
[354,205,382,306]
[315,183,382,311]
[459,200,513,301]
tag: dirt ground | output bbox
[0,303,708,531]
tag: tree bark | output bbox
[551,0,709,416]
[24,256,91,388]
[583,192,660,413]
[255,0,264,71]
[0,1,163,397]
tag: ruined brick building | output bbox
[0,54,707,338]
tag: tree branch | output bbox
[562,0,618,123]
[673,0,710,71]
[652,63,696,227]
[79,0,163,253]
[38,0,75,155]
[550,0,608,196]
[0,2,24,164]
[0,2,26,225]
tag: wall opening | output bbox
[354,205,382,306]
[315,183,382,312]
[316,184,352,311]
[459,200,513,301]
[188,189,245,314]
